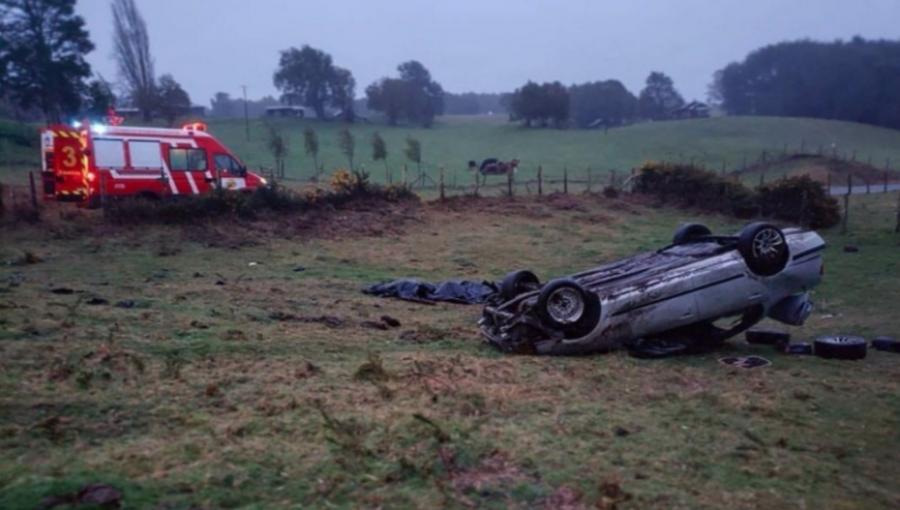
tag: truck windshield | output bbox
[214,153,244,175]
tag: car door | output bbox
[167,146,210,195]
[214,153,248,190]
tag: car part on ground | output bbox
[745,328,791,346]
[481,222,825,356]
[872,336,900,353]
[782,342,814,355]
[814,335,868,360]
[719,356,772,369]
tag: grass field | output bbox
[6,115,900,189]
[1,189,899,509]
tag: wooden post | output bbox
[841,174,851,235]
[28,171,38,209]
[537,166,543,196]
[439,166,445,200]
[563,167,568,194]
[506,166,513,198]
[586,168,592,193]
[473,166,479,197]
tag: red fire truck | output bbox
[39,122,267,206]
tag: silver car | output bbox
[480,222,825,355]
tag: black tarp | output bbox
[364,279,497,304]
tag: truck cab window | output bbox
[169,148,208,171]
[214,154,245,176]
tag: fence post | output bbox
[28,171,38,209]
[473,166,479,197]
[563,167,568,194]
[537,166,543,196]
[841,174,851,235]
[586,168,592,193]
[439,166,445,200]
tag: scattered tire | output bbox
[673,223,712,245]
[872,336,900,353]
[738,223,790,277]
[783,342,814,355]
[499,269,541,301]
[814,335,867,360]
[537,278,601,338]
[745,328,790,346]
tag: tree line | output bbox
[505,72,687,129]
[710,37,900,130]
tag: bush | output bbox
[758,176,840,229]
[634,162,840,228]
[104,170,418,225]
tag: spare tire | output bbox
[537,278,601,339]
[499,270,540,301]
[673,223,712,245]
[738,223,790,277]
[814,335,867,360]
[872,336,900,353]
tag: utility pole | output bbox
[242,85,250,142]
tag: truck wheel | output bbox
[673,223,712,244]
[814,335,867,360]
[499,270,540,301]
[738,223,789,277]
[537,279,601,338]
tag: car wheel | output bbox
[738,223,790,276]
[673,223,712,244]
[499,270,541,301]
[814,335,867,360]
[745,328,790,346]
[872,336,900,353]
[537,278,601,338]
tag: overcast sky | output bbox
[76,0,900,106]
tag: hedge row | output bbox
[634,162,840,229]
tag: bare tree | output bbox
[112,0,156,121]
[265,122,289,178]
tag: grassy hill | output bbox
[4,115,900,188]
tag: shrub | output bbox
[758,176,840,229]
[634,162,840,228]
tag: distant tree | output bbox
[366,78,406,126]
[339,126,355,169]
[371,131,389,181]
[273,45,355,121]
[509,81,570,128]
[112,0,157,121]
[443,92,509,115]
[330,66,356,123]
[210,92,235,117]
[404,136,422,177]
[638,72,685,120]
[366,61,444,127]
[303,127,320,177]
[711,38,900,129]
[265,122,289,178]
[0,0,94,122]
[156,74,190,126]
[83,78,117,119]
[569,80,638,129]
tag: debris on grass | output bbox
[40,483,122,510]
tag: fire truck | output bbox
[39,122,267,206]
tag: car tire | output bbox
[673,223,712,245]
[872,336,900,353]
[537,278,601,339]
[745,328,790,346]
[738,223,790,277]
[814,335,867,360]
[499,270,541,301]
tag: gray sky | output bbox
[76,0,900,106]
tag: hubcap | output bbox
[752,228,785,262]
[547,288,585,324]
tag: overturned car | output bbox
[480,222,825,355]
